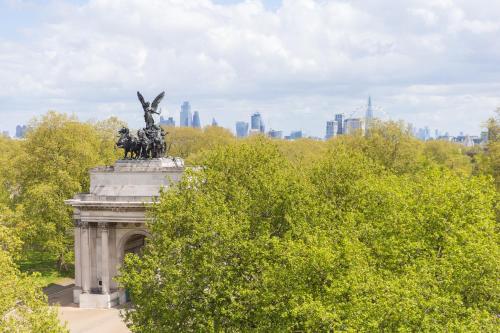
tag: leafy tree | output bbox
[0,136,22,206]
[0,205,67,332]
[14,112,116,270]
[90,116,127,163]
[0,250,67,332]
[119,139,498,332]
[423,140,472,176]
[274,137,328,167]
[332,120,426,174]
[478,108,500,190]
[165,126,235,163]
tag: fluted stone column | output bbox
[99,222,110,294]
[74,220,82,290]
[81,221,91,294]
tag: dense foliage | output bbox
[119,134,499,331]
[0,207,67,332]
[0,110,498,332]
[0,112,121,331]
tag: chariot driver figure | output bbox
[117,91,168,159]
[137,91,165,129]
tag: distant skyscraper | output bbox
[335,114,344,135]
[365,96,373,120]
[416,127,431,141]
[236,121,249,138]
[192,111,201,128]
[15,125,27,138]
[325,120,338,139]
[160,116,175,127]
[289,130,303,140]
[211,118,218,126]
[251,113,262,131]
[365,96,374,133]
[268,129,283,139]
[344,118,364,135]
[480,131,488,143]
[180,101,192,127]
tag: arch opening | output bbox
[124,234,146,256]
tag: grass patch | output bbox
[17,251,74,287]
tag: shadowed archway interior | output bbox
[123,234,146,256]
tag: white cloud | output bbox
[0,0,499,136]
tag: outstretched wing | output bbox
[151,91,165,111]
[137,91,147,109]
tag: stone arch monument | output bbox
[66,92,185,308]
[66,158,184,308]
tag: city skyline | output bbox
[6,96,488,141]
[1,0,499,137]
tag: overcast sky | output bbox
[0,0,499,137]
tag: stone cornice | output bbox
[65,199,153,209]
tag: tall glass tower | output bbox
[365,96,374,133]
[325,120,338,139]
[180,101,192,127]
[335,114,344,135]
[250,113,262,131]
[192,111,201,128]
[366,96,373,120]
[236,121,249,138]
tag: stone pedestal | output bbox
[66,158,184,308]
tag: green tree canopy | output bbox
[0,206,67,332]
[119,138,499,332]
[0,250,67,332]
[13,112,120,269]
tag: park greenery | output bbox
[0,109,498,331]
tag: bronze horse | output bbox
[116,127,139,159]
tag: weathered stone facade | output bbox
[66,158,184,308]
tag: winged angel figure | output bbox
[137,91,165,129]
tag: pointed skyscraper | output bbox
[365,96,374,134]
[366,96,373,120]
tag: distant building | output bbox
[437,135,453,142]
[288,130,303,140]
[335,114,344,135]
[343,118,364,135]
[1,131,9,138]
[211,118,218,127]
[460,135,475,147]
[236,121,249,138]
[417,127,431,141]
[192,111,201,128]
[268,129,283,139]
[16,125,27,138]
[180,101,192,127]
[259,123,265,134]
[480,131,488,143]
[325,120,338,139]
[251,113,262,131]
[365,96,373,133]
[160,116,175,127]
[472,136,483,145]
